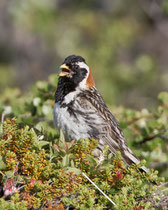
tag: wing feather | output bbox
[78,87,126,149]
[78,87,149,172]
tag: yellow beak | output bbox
[59,64,70,77]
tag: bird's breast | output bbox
[53,102,93,141]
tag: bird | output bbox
[53,55,149,173]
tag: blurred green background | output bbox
[0,0,168,108]
[0,0,168,182]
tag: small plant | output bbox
[0,75,168,209]
[0,118,167,209]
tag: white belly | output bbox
[53,103,91,141]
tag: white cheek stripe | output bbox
[77,61,90,72]
[77,61,90,90]
[62,61,90,104]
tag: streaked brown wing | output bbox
[78,87,142,167]
[78,87,127,150]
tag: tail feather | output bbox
[122,149,149,173]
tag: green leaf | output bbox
[66,167,81,175]
[59,129,65,145]
[0,156,7,170]
[158,92,168,104]
[5,171,15,178]
[39,140,49,147]
[109,188,117,195]
[87,154,97,167]
[62,154,70,167]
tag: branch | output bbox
[135,132,168,145]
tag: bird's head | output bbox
[59,55,95,89]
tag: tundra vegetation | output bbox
[0,75,168,209]
[0,0,168,209]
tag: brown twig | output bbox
[135,132,168,145]
[136,182,168,209]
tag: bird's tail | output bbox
[121,147,149,173]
